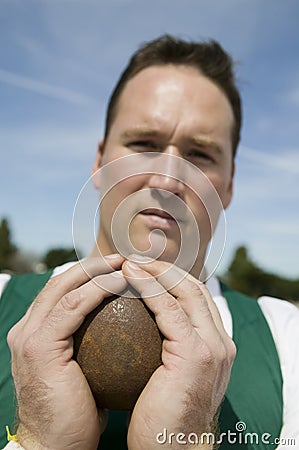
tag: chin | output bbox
[129,232,177,259]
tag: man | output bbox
[0,35,298,450]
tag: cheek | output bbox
[201,164,233,203]
[210,175,232,209]
[186,175,226,234]
[121,175,145,194]
[187,193,210,231]
[101,175,146,213]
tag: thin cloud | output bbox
[287,88,299,106]
[0,122,103,159]
[0,68,97,106]
[240,145,299,175]
[260,220,299,236]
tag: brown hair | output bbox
[104,34,242,158]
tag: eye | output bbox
[185,149,214,164]
[128,140,158,151]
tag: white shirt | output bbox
[1,264,298,450]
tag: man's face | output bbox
[94,65,234,276]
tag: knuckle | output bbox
[217,345,229,363]
[199,340,228,367]
[194,297,211,317]
[199,345,215,366]
[163,296,190,328]
[173,311,190,334]
[61,290,82,310]
[7,318,25,350]
[165,295,181,312]
[198,282,210,294]
[7,325,17,349]
[191,285,208,305]
[22,334,40,361]
[189,282,204,297]
[44,275,61,290]
[227,338,237,362]
[214,338,230,360]
[196,283,213,302]
[214,339,236,373]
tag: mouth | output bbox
[140,208,175,220]
[138,208,181,230]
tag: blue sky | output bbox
[0,0,298,278]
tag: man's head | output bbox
[103,34,242,158]
[92,35,242,278]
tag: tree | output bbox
[223,245,299,303]
[0,218,17,272]
[43,247,81,269]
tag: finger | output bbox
[22,255,124,332]
[126,259,211,321]
[164,272,231,341]
[156,264,228,338]
[35,271,127,341]
[126,258,228,343]
[122,261,192,342]
[195,282,229,337]
[131,260,236,365]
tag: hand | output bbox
[7,255,127,450]
[122,258,236,450]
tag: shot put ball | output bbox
[73,288,163,410]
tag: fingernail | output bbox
[111,270,123,278]
[105,253,121,259]
[126,261,143,271]
[129,254,153,263]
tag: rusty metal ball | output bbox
[73,288,163,410]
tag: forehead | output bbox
[109,65,234,142]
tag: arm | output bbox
[7,255,126,450]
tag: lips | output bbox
[139,208,175,221]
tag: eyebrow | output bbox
[120,128,161,140]
[120,128,223,154]
[189,136,223,155]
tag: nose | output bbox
[147,147,186,198]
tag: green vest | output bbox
[0,273,282,449]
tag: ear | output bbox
[222,161,235,209]
[92,140,104,189]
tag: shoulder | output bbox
[258,295,299,342]
[258,294,299,316]
[258,295,299,365]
